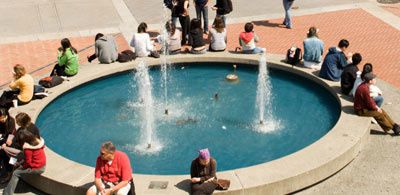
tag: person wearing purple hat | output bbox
[190,148,218,195]
[354,72,400,135]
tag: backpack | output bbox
[39,76,64,88]
[286,46,302,65]
[117,50,136,63]
[226,0,233,14]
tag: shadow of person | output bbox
[342,105,356,115]
[252,20,284,28]
[175,179,191,193]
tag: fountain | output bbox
[255,54,279,133]
[134,60,156,150]
[160,4,171,115]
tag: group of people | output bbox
[300,28,400,135]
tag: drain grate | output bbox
[148,181,168,190]
[377,0,400,4]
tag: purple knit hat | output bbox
[199,148,210,160]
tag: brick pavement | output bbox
[1,8,399,89]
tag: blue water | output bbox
[36,63,340,175]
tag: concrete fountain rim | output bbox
[11,52,371,195]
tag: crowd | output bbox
[0,0,399,194]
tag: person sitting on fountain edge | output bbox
[191,148,218,195]
[87,141,134,195]
[354,73,400,135]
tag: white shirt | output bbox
[130,33,153,57]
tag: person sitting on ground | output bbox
[191,148,218,195]
[350,63,383,107]
[0,108,15,182]
[130,22,160,58]
[87,33,118,64]
[319,39,352,81]
[208,16,227,52]
[157,21,182,55]
[354,73,399,135]
[238,23,266,54]
[368,74,384,108]
[189,18,207,54]
[87,141,133,195]
[0,64,34,109]
[341,53,362,95]
[3,129,46,195]
[303,27,324,70]
[50,38,79,77]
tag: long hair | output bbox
[61,38,77,54]
[17,129,39,147]
[190,18,202,31]
[213,17,225,33]
[137,22,148,33]
[16,112,31,129]
[361,63,373,80]
[166,21,176,36]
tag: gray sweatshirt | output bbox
[95,35,118,64]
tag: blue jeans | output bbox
[283,0,294,28]
[374,95,384,107]
[195,5,209,32]
[4,166,45,195]
[243,47,265,54]
[216,14,226,27]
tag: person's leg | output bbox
[252,47,266,54]
[286,0,293,28]
[50,64,66,77]
[87,182,105,195]
[115,183,131,195]
[357,109,394,132]
[88,53,97,63]
[203,6,209,33]
[179,16,189,45]
[374,95,384,107]
[282,0,288,25]
[171,17,178,26]
[195,4,202,22]
[4,168,32,195]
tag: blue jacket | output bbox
[303,36,324,62]
[319,47,348,81]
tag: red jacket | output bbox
[23,138,46,169]
[354,82,377,111]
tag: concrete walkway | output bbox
[1,0,400,194]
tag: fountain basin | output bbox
[14,53,371,194]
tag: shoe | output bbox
[393,124,400,135]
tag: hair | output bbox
[244,23,254,33]
[137,22,148,33]
[361,63,373,80]
[61,38,77,54]
[95,33,104,41]
[16,112,31,128]
[0,108,9,117]
[16,129,39,147]
[13,64,26,79]
[351,53,362,66]
[307,27,318,38]
[338,39,349,49]
[213,17,225,33]
[190,18,202,31]
[101,141,116,153]
[166,21,176,36]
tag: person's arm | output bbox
[130,35,135,48]
[337,53,348,69]
[183,0,189,15]
[254,33,259,43]
[200,159,217,182]
[145,34,154,51]
[110,180,129,194]
[94,178,105,194]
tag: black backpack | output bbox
[117,50,136,63]
[286,46,302,65]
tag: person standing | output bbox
[212,0,232,27]
[282,0,294,29]
[164,0,179,26]
[177,0,190,45]
[194,0,209,34]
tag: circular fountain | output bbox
[19,54,371,194]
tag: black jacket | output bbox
[341,64,359,95]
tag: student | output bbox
[51,38,79,77]
[282,0,295,29]
[354,73,399,135]
[208,16,227,52]
[0,108,15,182]
[319,39,351,81]
[130,22,160,58]
[158,21,182,55]
[189,18,207,54]
[3,130,46,195]
[351,63,372,97]
[87,141,133,195]
[0,64,34,109]
[87,33,118,64]
[194,0,209,34]
[177,0,190,45]
[164,0,180,26]
[239,23,266,54]
[341,53,362,95]
[303,27,324,70]
[191,148,218,195]
[212,0,232,26]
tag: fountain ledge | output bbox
[10,52,371,195]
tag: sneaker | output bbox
[371,118,378,124]
[393,124,400,135]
